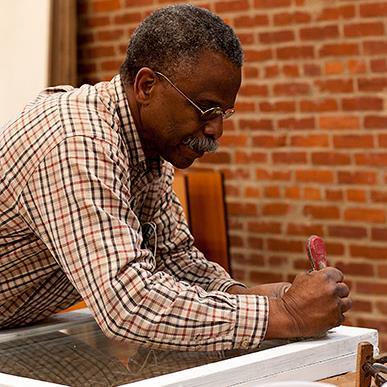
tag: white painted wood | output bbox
[124,326,378,387]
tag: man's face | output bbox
[138,51,242,169]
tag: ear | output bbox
[133,67,157,105]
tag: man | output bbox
[0,4,351,351]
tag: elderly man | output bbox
[0,4,351,351]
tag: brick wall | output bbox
[78,0,387,351]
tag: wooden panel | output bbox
[172,172,190,223]
[185,170,230,273]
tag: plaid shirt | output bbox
[0,75,268,351]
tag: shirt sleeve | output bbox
[19,135,268,351]
[150,166,247,293]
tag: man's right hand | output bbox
[265,267,352,339]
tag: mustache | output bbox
[182,136,218,154]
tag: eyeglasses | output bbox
[154,71,235,121]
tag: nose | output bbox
[203,116,223,140]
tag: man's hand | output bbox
[227,282,291,298]
[266,267,352,339]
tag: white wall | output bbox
[0,0,51,126]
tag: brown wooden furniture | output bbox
[173,169,231,274]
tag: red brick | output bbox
[248,221,282,234]
[125,0,153,5]
[300,99,338,112]
[252,135,286,147]
[234,101,255,112]
[364,116,387,129]
[348,60,367,74]
[278,117,315,130]
[320,43,359,57]
[336,261,374,277]
[303,187,321,200]
[220,135,248,146]
[338,171,376,185]
[264,186,281,198]
[376,301,387,315]
[326,189,344,201]
[243,66,259,79]
[238,32,255,45]
[303,64,321,76]
[234,14,269,28]
[235,151,267,164]
[378,264,387,277]
[358,77,387,92]
[318,5,355,20]
[371,59,387,73]
[262,203,290,216]
[320,116,359,129]
[282,64,299,77]
[296,170,334,183]
[300,25,339,40]
[87,46,115,58]
[311,152,351,166]
[345,208,385,223]
[364,41,387,55]
[352,299,373,313]
[259,101,296,113]
[92,0,121,13]
[333,135,374,149]
[215,0,249,12]
[239,84,269,97]
[304,205,340,219]
[244,49,273,62]
[344,22,384,37]
[84,16,111,27]
[357,281,387,295]
[355,153,387,167]
[371,190,387,202]
[247,237,264,249]
[360,3,387,18]
[273,11,311,25]
[240,119,273,130]
[254,0,291,8]
[267,238,303,252]
[372,227,387,241]
[273,82,310,95]
[256,169,291,181]
[264,65,279,78]
[227,202,258,216]
[97,30,124,41]
[244,186,261,198]
[277,46,314,60]
[287,223,324,236]
[324,62,344,75]
[260,30,295,44]
[328,226,367,239]
[285,187,300,199]
[114,12,142,24]
[291,135,329,147]
[100,60,122,71]
[346,189,367,202]
[380,134,387,147]
[343,97,383,111]
[315,79,353,93]
[272,152,307,164]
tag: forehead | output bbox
[173,51,242,107]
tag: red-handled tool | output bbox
[306,235,328,270]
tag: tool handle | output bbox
[306,235,328,270]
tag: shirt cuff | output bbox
[232,294,269,349]
[206,278,248,293]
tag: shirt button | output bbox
[241,339,249,349]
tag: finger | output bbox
[335,282,350,298]
[321,267,344,282]
[340,296,353,313]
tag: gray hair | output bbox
[120,4,243,84]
